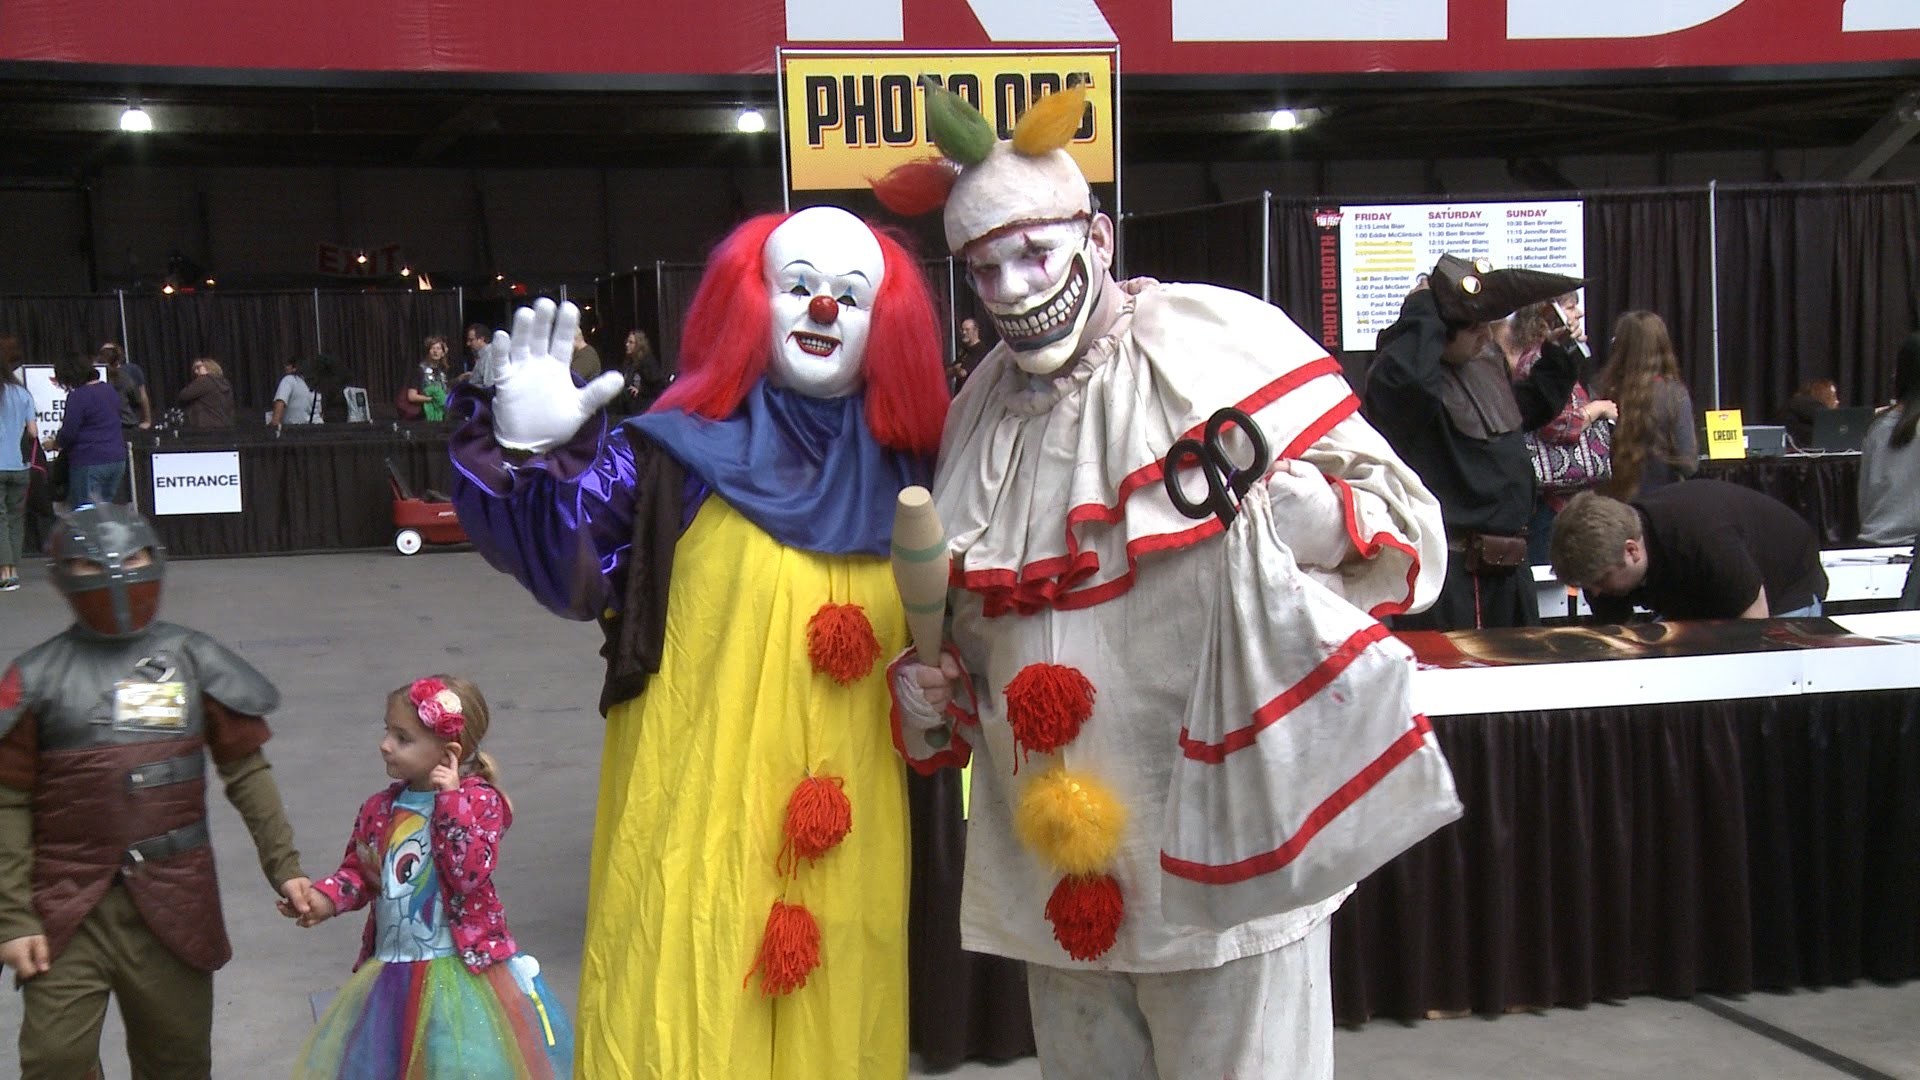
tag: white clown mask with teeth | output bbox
[946,144,1107,376]
[763,206,886,399]
[962,220,1103,376]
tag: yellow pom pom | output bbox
[1012,84,1091,156]
[1014,767,1126,876]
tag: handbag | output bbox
[1527,416,1613,494]
[1159,484,1463,931]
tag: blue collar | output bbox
[625,382,930,556]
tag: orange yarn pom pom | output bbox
[780,774,853,873]
[747,901,822,996]
[1003,663,1097,757]
[1044,873,1125,962]
[807,603,882,685]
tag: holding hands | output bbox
[277,875,335,928]
[480,299,627,453]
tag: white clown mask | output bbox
[762,206,886,398]
[946,145,1106,376]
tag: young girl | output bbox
[289,675,572,1078]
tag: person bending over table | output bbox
[1549,479,1827,621]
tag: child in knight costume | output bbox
[447,207,948,1077]
[876,85,1461,1078]
[0,504,311,1078]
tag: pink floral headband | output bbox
[408,677,466,740]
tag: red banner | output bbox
[2,1,1916,79]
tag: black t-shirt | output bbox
[1589,479,1828,621]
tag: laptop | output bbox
[1810,406,1876,451]
[1743,425,1788,457]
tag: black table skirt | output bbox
[127,426,455,557]
[1697,455,1863,548]
[907,688,1920,1061]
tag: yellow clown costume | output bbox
[449,208,950,1078]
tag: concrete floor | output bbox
[1,549,1915,1079]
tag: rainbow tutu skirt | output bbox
[295,954,573,1079]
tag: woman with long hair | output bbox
[1858,331,1920,547]
[1597,310,1697,498]
[1503,299,1616,563]
[405,335,451,420]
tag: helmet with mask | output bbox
[49,504,166,638]
[872,82,1114,377]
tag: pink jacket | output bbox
[311,776,518,973]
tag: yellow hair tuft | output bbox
[1014,766,1126,875]
[1011,84,1091,156]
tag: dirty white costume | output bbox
[882,87,1452,1079]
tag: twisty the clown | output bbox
[879,86,1455,1078]
[448,207,948,1078]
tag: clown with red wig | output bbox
[447,206,947,1078]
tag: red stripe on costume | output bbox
[1161,713,1438,885]
[1322,473,1424,618]
[1177,622,1393,763]
[956,369,1353,616]
[1280,393,1359,461]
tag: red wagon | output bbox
[385,458,468,555]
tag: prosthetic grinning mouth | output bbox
[994,260,1088,348]
[790,332,839,357]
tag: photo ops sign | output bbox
[150,452,244,516]
[779,49,1116,194]
[21,365,106,447]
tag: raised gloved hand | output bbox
[481,298,626,453]
[1264,458,1354,570]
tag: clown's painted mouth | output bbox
[790,332,840,357]
[993,258,1088,351]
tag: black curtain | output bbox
[1118,197,1268,301]
[0,295,122,367]
[316,290,462,410]
[1581,188,1719,408]
[119,291,318,417]
[1714,182,1920,419]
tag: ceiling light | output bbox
[203,277,215,287]
[1268,108,1301,132]
[119,103,153,133]
[160,282,175,295]
[735,108,767,134]
[399,266,411,277]
[416,273,434,291]
[354,252,368,265]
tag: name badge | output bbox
[113,680,189,732]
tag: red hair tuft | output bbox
[862,226,949,455]
[870,159,958,216]
[649,212,789,422]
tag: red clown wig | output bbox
[651,211,949,455]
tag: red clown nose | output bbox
[808,294,840,325]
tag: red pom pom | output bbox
[1003,663,1097,757]
[746,900,822,996]
[1044,873,1124,962]
[780,774,853,872]
[806,603,882,685]
[870,158,958,216]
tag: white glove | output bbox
[484,299,627,453]
[890,659,952,735]
[1263,459,1353,569]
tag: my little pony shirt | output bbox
[311,776,520,972]
[372,788,455,963]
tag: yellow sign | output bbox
[1705,409,1746,459]
[780,49,1116,193]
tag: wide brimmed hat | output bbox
[1430,254,1584,328]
